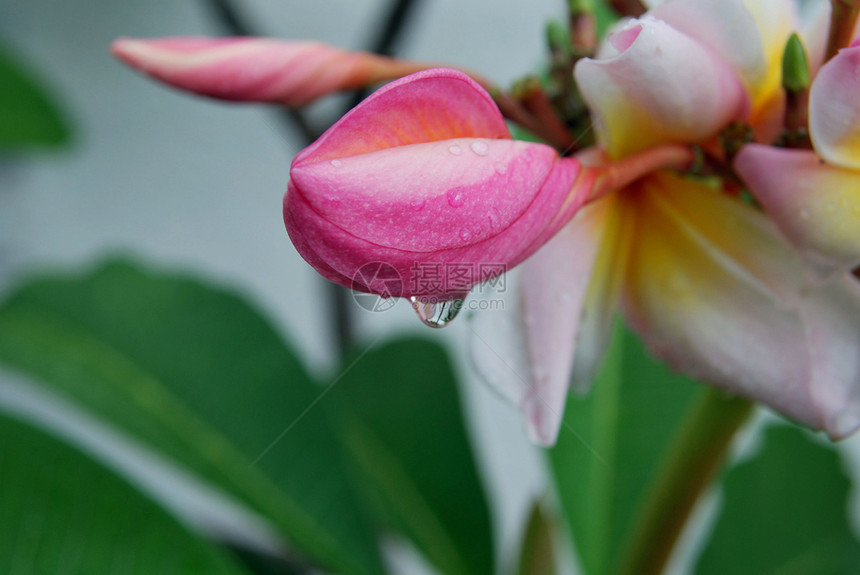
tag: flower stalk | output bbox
[826,0,860,61]
[616,389,755,575]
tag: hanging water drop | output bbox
[410,296,465,328]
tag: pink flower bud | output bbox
[111,37,428,106]
[283,68,595,300]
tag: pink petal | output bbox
[286,153,588,299]
[734,144,860,274]
[800,276,860,439]
[293,68,510,162]
[285,69,595,299]
[519,194,630,445]
[624,171,860,437]
[574,17,747,158]
[650,0,769,92]
[650,0,793,141]
[468,193,630,446]
[111,36,427,106]
[809,44,860,169]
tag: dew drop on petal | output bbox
[410,296,465,328]
[470,141,489,156]
[459,228,472,241]
[330,159,343,168]
[448,144,463,156]
[447,189,466,207]
[494,161,508,175]
[410,198,426,211]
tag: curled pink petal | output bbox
[734,144,860,274]
[284,69,593,299]
[111,36,428,106]
[574,17,747,158]
[809,44,860,169]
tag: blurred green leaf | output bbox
[516,503,557,575]
[548,323,699,575]
[0,411,252,575]
[334,338,495,575]
[0,40,71,149]
[0,260,382,575]
[695,425,860,575]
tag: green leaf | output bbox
[0,260,382,575]
[0,40,71,149]
[516,503,557,575]
[0,411,252,575]
[548,323,700,575]
[334,338,495,575]
[695,425,860,575]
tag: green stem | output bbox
[616,388,755,575]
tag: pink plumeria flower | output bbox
[735,40,860,274]
[111,37,429,106]
[284,68,687,302]
[472,0,860,445]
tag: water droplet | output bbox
[447,189,466,207]
[800,209,811,220]
[330,159,343,168]
[494,162,508,175]
[459,228,472,241]
[448,144,462,156]
[410,198,426,211]
[470,141,489,156]
[410,296,465,328]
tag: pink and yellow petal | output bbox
[574,17,747,159]
[809,44,860,169]
[518,193,628,444]
[624,172,856,434]
[734,145,860,273]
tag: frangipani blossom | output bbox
[284,68,592,300]
[735,42,860,273]
[473,0,860,445]
[284,68,689,300]
[111,37,429,106]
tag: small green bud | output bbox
[568,0,596,16]
[782,33,811,93]
[546,20,572,57]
